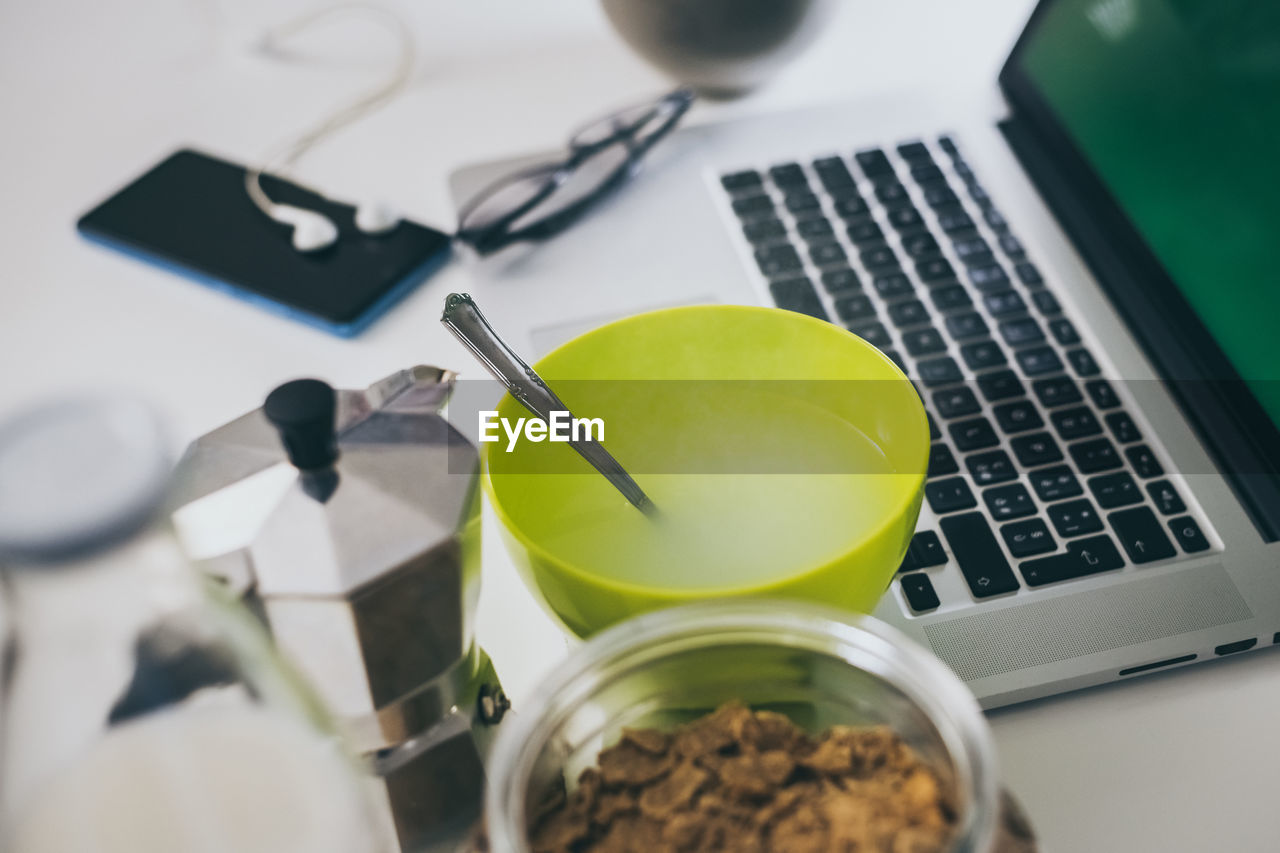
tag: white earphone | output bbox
[246,3,414,253]
[268,204,341,254]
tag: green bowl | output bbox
[483,305,929,637]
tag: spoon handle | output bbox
[441,293,656,516]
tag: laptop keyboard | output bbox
[715,136,1216,616]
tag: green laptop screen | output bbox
[1021,0,1280,423]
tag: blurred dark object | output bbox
[600,0,837,96]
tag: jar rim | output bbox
[485,599,999,852]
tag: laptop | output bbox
[449,0,1280,709]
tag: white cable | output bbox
[244,3,416,225]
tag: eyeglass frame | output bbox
[454,88,696,256]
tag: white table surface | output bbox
[4,1,1278,850]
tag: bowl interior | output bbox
[484,305,929,597]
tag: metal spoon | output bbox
[441,293,657,516]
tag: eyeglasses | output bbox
[455,88,696,256]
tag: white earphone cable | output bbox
[244,2,416,222]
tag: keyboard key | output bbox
[910,164,945,184]
[917,356,964,387]
[937,134,958,155]
[796,217,834,242]
[1088,471,1142,508]
[769,162,808,188]
[849,321,891,348]
[1067,348,1100,377]
[875,181,911,207]
[1048,498,1104,537]
[733,194,774,218]
[910,530,948,567]
[968,264,1009,291]
[888,206,925,231]
[813,157,856,191]
[888,299,931,327]
[1032,376,1081,408]
[1105,411,1142,444]
[873,273,914,299]
[784,191,821,213]
[993,399,1044,434]
[983,206,1008,230]
[897,140,931,162]
[1010,431,1063,467]
[960,339,1007,371]
[1014,261,1043,285]
[977,369,1024,401]
[928,411,941,441]
[934,387,981,419]
[945,312,988,340]
[940,512,1020,597]
[954,237,992,264]
[999,317,1045,347]
[721,170,763,192]
[1002,518,1056,558]
[1030,465,1082,501]
[983,290,1026,317]
[821,267,861,294]
[882,348,907,372]
[903,327,946,356]
[826,184,863,202]
[984,482,1036,521]
[756,244,803,277]
[743,218,787,244]
[834,293,876,322]
[809,242,847,268]
[769,277,827,319]
[835,196,871,218]
[1125,444,1164,478]
[846,218,883,244]
[935,207,974,234]
[901,232,940,260]
[916,257,956,282]
[922,184,959,208]
[900,573,940,612]
[966,449,1017,486]
[930,284,972,313]
[928,443,959,477]
[926,477,977,513]
[1069,437,1122,473]
[1168,516,1210,553]
[1020,534,1124,587]
[1015,346,1064,376]
[1086,380,1121,409]
[1051,406,1102,440]
[860,245,899,271]
[950,417,999,451]
[998,233,1025,258]
[855,148,894,178]
[1108,506,1176,563]
[1032,290,1062,315]
[1147,480,1186,515]
[1048,318,1079,345]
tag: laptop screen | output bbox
[1017,0,1280,421]
[1001,0,1280,537]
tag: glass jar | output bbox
[0,397,387,852]
[485,599,1000,852]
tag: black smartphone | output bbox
[78,148,452,337]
